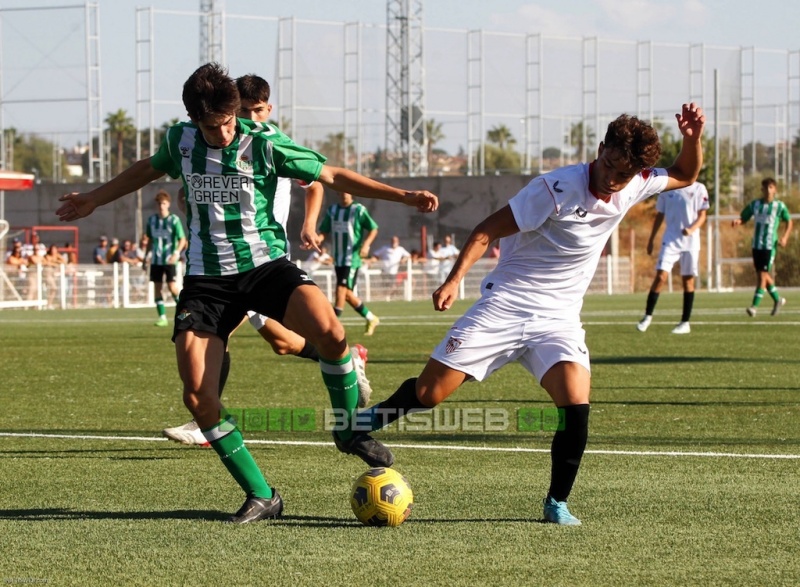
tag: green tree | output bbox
[569,121,595,162]
[425,119,445,174]
[105,109,136,174]
[9,130,66,181]
[316,132,352,167]
[486,124,516,150]
[484,143,521,174]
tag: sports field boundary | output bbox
[2,431,798,460]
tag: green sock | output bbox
[752,288,765,308]
[355,304,371,319]
[767,285,780,302]
[320,353,358,440]
[156,300,165,317]
[203,416,272,498]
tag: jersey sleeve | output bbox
[150,127,183,179]
[740,202,754,222]
[639,168,669,200]
[655,192,666,214]
[360,207,379,231]
[265,127,327,184]
[779,201,791,221]
[508,176,560,233]
[319,211,331,234]
[172,216,186,240]
[696,183,710,211]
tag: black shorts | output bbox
[172,257,316,345]
[150,264,178,283]
[752,248,776,272]
[334,265,359,291]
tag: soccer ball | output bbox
[350,467,413,527]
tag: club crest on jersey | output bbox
[236,155,253,172]
[179,146,191,158]
[445,336,462,354]
[575,207,588,218]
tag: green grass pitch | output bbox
[1,292,799,586]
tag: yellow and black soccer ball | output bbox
[350,467,413,527]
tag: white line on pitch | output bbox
[1,432,798,460]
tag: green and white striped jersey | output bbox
[150,119,325,276]
[739,199,791,250]
[145,213,185,265]
[319,202,378,269]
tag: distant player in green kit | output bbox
[319,191,381,335]
[732,177,793,317]
[56,62,439,524]
[146,189,186,326]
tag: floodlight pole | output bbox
[713,69,722,292]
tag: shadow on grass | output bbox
[0,508,229,522]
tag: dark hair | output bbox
[236,74,271,104]
[182,62,240,122]
[603,114,661,169]
[762,177,777,189]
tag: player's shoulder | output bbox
[239,119,285,140]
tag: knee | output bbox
[313,321,347,358]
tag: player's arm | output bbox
[316,165,438,213]
[300,181,324,252]
[778,211,793,247]
[646,212,664,256]
[56,158,165,221]
[684,209,707,236]
[360,228,378,258]
[433,205,519,312]
[663,103,705,192]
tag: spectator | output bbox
[371,235,411,299]
[106,238,120,264]
[25,244,46,301]
[93,236,108,264]
[436,234,460,281]
[22,232,47,258]
[305,244,333,273]
[43,244,66,306]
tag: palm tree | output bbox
[486,124,517,151]
[105,109,136,174]
[425,119,445,174]
[568,121,595,163]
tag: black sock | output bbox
[218,351,231,399]
[547,404,590,502]
[296,342,320,362]
[645,291,660,316]
[334,307,343,317]
[681,291,695,322]
[367,377,430,431]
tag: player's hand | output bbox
[432,280,458,312]
[299,228,322,252]
[359,244,370,258]
[403,191,439,213]
[778,236,788,248]
[731,219,742,227]
[682,227,691,236]
[675,102,705,140]
[56,192,97,221]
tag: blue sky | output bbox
[0,0,798,148]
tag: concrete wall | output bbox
[3,175,535,263]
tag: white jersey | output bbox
[656,182,709,251]
[489,162,668,318]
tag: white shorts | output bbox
[247,311,269,331]
[429,296,590,384]
[656,242,699,276]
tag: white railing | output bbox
[0,256,631,310]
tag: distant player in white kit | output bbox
[358,103,706,525]
[636,181,709,334]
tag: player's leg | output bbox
[174,287,281,523]
[250,312,317,358]
[151,265,168,326]
[345,268,380,334]
[638,247,675,331]
[539,361,590,526]
[282,282,391,466]
[165,264,180,303]
[748,250,770,316]
[763,249,785,315]
[671,252,697,334]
